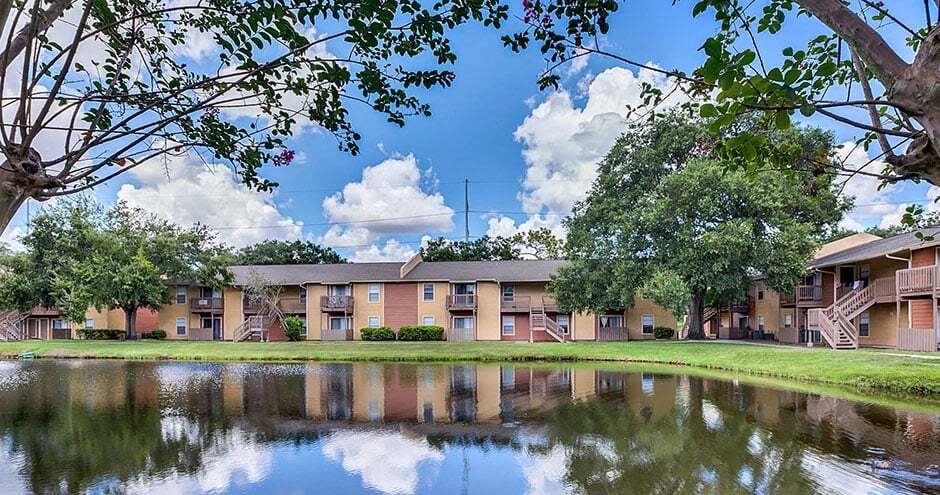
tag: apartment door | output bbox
[202,317,222,340]
[452,283,475,295]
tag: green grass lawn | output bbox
[2,339,939,397]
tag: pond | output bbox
[0,360,938,494]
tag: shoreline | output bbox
[2,340,939,398]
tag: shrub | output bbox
[282,315,305,341]
[398,325,445,341]
[141,330,167,340]
[653,326,675,339]
[78,328,125,340]
[361,326,395,341]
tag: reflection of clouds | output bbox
[800,452,899,495]
[0,438,29,495]
[519,445,571,495]
[123,422,272,495]
[0,361,30,392]
[702,401,723,431]
[322,430,444,495]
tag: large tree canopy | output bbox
[233,239,345,265]
[0,198,231,337]
[0,0,509,233]
[550,114,848,339]
[506,1,940,187]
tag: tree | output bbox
[234,239,345,265]
[550,116,847,339]
[0,0,509,234]
[513,228,564,260]
[505,1,940,186]
[419,235,520,261]
[8,198,231,338]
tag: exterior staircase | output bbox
[529,305,565,343]
[0,310,25,341]
[233,315,268,342]
[807,277,893,350]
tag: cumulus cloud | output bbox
[322,430,444,494]
[834,143,901,231]
[487,66,683,238]
[117,151,303,247]
[349,239,417,262]
[320,154,454,254]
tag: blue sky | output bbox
[4,1,935,260]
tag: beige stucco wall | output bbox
[857,302,899,347]
[572,311,596,341]
[416,365,449,422]
[351,282,384,337]
[159,286,197,340]
[572,368,597,399]
[305,283,326,340]
[475,281,501,340]
[626,297,677,340]
[753,281,783,333]
[352,363,383,421]
[475,365,501,421]
[222,287,243,340]
[416,282,448,327]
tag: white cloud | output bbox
[350,239,417,262]
[322,430,444,495]
[320,154,454,249]
[519,445,571,495]
[491,66,682,238]
[117,151,303,247]
[834,143,901,230]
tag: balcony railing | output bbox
[897,265,938,295]
[541,295,558,312]
[446,294,477,310]
[320,295,354,312]
[779,292,796,305]
[244,296,308,314]
[796,285,823,304]
[190,297,223,312]
[597,326,628,341]
[447,327,475,341]
[501,296,531,312]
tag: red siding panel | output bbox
[912,247,936,268]
[501,313,531,341]
[135,308,159,332]
[384,365,417,421]
[911,300,935,328]
[385,283,418,330]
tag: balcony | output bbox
[541,296,558,312]
[597,326,628,341]
[29,305,61,317]
[190,297,223,313]
[779,292,796,306]
[726,295,752,313]
[446,294,477,311]
[897,265,939,296]
[244,297,307,314]
[320,295,354,313]
[796,285,823,305]
[501,296,531,312]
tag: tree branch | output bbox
[850,49,895,159]
[0,0,71,77]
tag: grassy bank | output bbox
[2,340,939,396]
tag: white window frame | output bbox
[299,287,307,303]
[368,316,380,328]
[502,315,515,336]
[452,316,474,329]
[423,315,435,326]
[501,284,514,302]
[599,315,623,328]
[300,316,307,337]
[556,314,570,335]
[176,317,186,335]
[176,286,186,304]
[85,319,94,329]
[784,314,793,328]
[368,284,380,303]
[641,315,655,335]
[329,317,350,330]
[423,283,434,302]
[859,311,870,337]
[53,319,69,329]
[758,316,765,331]
[757,282,764,300]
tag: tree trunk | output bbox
[0,172,28,234]
[124,306,138,340]
[685,289,706,340]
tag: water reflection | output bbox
[0,360,937,494]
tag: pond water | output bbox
[0,361,938,495]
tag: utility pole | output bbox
[463,178,469,243]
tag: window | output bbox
[300,316,307,337]
[452,283,475,295]
[859,264,870,286]
[329,285,349,297]
[423,283,434,301]
[423,315,435,326]
[758,316,765,331]
[299,287,307,303]
[502,284,514,302]
[53,319,69,329]
[329,317,350,330]
[556,315,570,335]
[368,316,380,328]
[502,315,515,336]
[176,317,186,335]
[368,284,380,302]
[176,287,186,304]
[599,315,623,328]
[859,311,870,337]
[757,283,764,300]
[452,316,474,329]
[85,319,94,329]
[784,314,793,328]
[642,315,655,335]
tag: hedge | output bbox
[78,328,125,340]
[398,325,445,341]
[653,326,676,339]
[361,326,395,341]
[142,330,167,340]
[282,315,305,341]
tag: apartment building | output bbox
[2,257,677,343]
[716,231,940,352]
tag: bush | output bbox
[653,326,675,339]
[398,325,445,341]
[78,328,125,340]
[141,330,167,340]
[282,315,304,341]
[361,326,395,341]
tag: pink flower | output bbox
[273,149,295,166]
